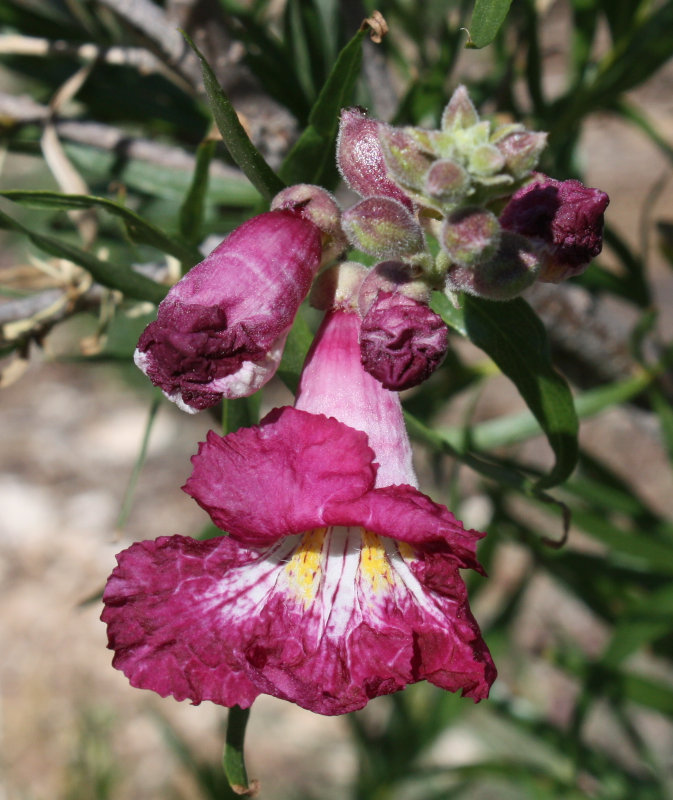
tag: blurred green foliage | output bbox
[1,0,673,798]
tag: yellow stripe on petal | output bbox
[397,540,416,561]
[285,528,327,606]
[360,530,396,595]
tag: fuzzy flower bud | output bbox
[342,197,425,259]
[360,292,448,391]
[441,207,501,267]
[357,260,430,314]
[337,108,413,208]
[445,232,542,300]
[271,184,347,264]
[499,176,609,282]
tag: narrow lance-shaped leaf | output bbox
[182,30,285,201]
[466,0,514,49]
[276,310,314,394]
[179,138,216,246]
[0,190,202,267]
[433,292,579,489]
[279,26,367,186]
[0,207,168,304]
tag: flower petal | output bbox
[183,407,377,543]
[102,535,260,707]
[323,483,485,572]
[135,210,322,410]
[103,529,495,715]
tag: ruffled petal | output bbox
[102,535,260,707]
[102,529,495,715]
[135,211,322,410]
[183,407,377,543]
[324,483,485,572]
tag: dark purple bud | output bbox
[337,108,413,209]
[499,175,609,282]
[135,211,322,411]
[342,197,425,259]
[360,291,448,391]
[445,232,542,301]
[357,260,429,315]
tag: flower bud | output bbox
[271,184,347,263]
[493,130,547,179]
[499,175,609,282]
[424,158,470,204]
[357,260,430,315]
[445,232,542,300]
[441,207,501,267]
[360,291,448,390]
[337,108,413,208]
[342,197,425,259]
[378,125,434,190]
[441,85,479,131]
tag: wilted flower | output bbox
[103,277,495,715]
[499,175,609,282]
[134,210,322,412]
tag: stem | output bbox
[223,705,258,796]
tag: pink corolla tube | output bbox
[104,299,495,715]
[134,210,322,412]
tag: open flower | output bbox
[134,210,322,412]
[104,285,495,715]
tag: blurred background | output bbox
[1,0,673,798]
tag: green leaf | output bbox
[0,207,167,304]
[182,30,285,200]
[179,138,216,246]
[437,370,653,452]
[433,292,579,489]
[279,26,366,186]
[1,190,202,267]
[276,310,314,394]
[466,0,513,49]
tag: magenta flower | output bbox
[103,306,495,715]
[499,175,609,282]
[134,210,322,412]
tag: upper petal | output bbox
[323,483,485,572]
[183,406,378,543]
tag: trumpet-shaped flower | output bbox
[103,302,495,715]
[134,210,322,412]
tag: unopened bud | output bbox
[441,85,479,131]
[378,125,434,190]
[441,207,501,267]
[358,260,430,315]
[424,158,470,203]
[494,130,547,178]
[342,197,425,259]
[445,232,542,300]
[360,292,448,390]
[337,108,413,208]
